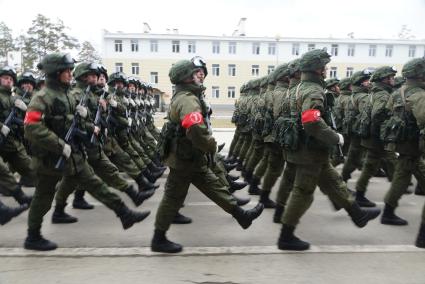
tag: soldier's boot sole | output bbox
[352,207,381,228]
[51,212,78,224]
[151,240,183,253]
[120,211,150,230]
[24,238,57,251]
[278,237,310,251]
[0,204,28,225]
[381,215,408,226]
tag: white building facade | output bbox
[102,30,425,105]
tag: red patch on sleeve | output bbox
[24,111,42,125]
[181,112,204,129]
[301,109,321,124]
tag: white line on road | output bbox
[1,245,423,257]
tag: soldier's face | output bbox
[193,69,205,85]
[85,73,98,86]
[59,69,73,85]
[0,75,14,89]
[128,84,136,93]
[361,80,370,88]
[115,81,124,90]
[98,74,106,87]
[21,82,34,93]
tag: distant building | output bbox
[101,28,425,106]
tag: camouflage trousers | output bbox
[236,133,252,161]
[104,137,141,180]
[341,136,364,182]
[245,139,264,172]
[0,156,19,196]
[355,148,397,193]
[254,143,285,193]
[228,129,241,158]
[282,162,353,226]
[154,166,237,232]
[384,155,425,214]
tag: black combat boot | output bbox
[355,191,376,207]
[124,184,155,207]
[147,162,166,177]
[115,204,150,230]
[18,175,35,187]
[415,184,425,196]
[224,156,237,164]
[0,200,28,225]
[72,190,94,210]
[273,204,284,224]
[228,179,248,193]
[235,159,244,171]
[248,175,260,195]
[232,203,264,229]
[224,161,238,172]
[24,227,57,251]
[142,168,161,184]
[136,173,159,191]
[380,204,408,226]
[227,174,239,181]
[259,191,276,208]
[172,212,192,224]
[11,186,32,205]
[233,194,250,206]
[151,229,183,253]
[415,223,425,249]
[374,168,387,178]
[217,143,225,153]
[277,224,310,251]
[244,170,253,184]
[52,204,78,224]
[347,202,381,228]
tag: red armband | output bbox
[181,112,204,129]
[301,109,321,124]
[24,111,42,125]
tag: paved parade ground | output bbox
[1,130,424,284]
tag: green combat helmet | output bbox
[402,57,425,79]
[351,69,372,86]
[273,63,290,82]
[0,66,17,83]
[37,53,76,76]
[108,72,128,86]
[260,76,269,88]
[299,49,331,72]
[17,71,37,87]
[73,62,100,81]
[325,78,340,89]
[169,56,208,84]
[288,59,301,77]
[370,66,397,82]
[339,77,352,90]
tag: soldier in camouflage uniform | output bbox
[52,63,155,224]
[340,70,371,183]
[23,53,151,251]
[278,49,380,251]
[380,58,425,227]
[355,66,398,207]
[151,58,263,253]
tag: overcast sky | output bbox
[1,0,424,52]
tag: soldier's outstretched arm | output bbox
[23,94,65,155]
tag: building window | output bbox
[212,64,220,76]
[369,45,376,57]
[212,41,220,54]
[292,43,300,56]
[131,63,139,75]
[114,40,122,52]
[252,42,260,55]
[346,67,354,77]
[268,65,275,74]
[115,62,123,72]
[188,41,196,53]
[150,72,158,84]
[347,44,355,56]
[228,64,236,76]
[308,43,315,51]
[172,40,180,53]
[228,42,236,54]
[228,87,236,98]
[408,45,416,57]
[268,43,276,55]
[329,67,337,78]
[131,40,138,52]
[331,44,338,56]
[150,40,158,52]
[212,86,220,98]
[252,65,259,76]
[385,45,393,57]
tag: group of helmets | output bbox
[0,66,44,89]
